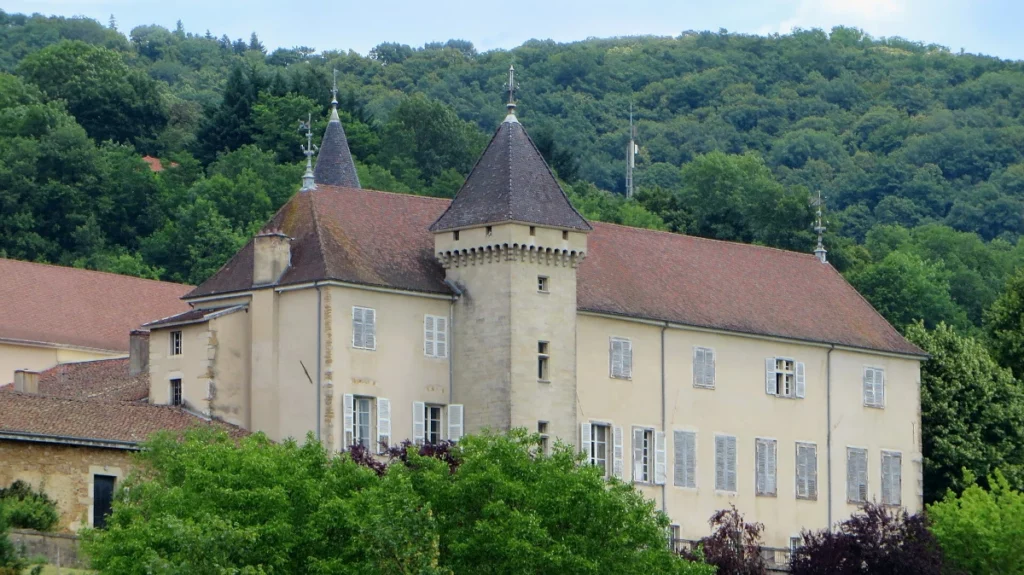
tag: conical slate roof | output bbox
[430,116,591,232]
[313,107,360,188]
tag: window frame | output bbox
[423,314,448,358]
[795,441,818,501]
[590,422,611,477]
[538,421,549,455]
[353,396,374,450]
[538,341,550,382]
[881,450,902,506]
[693,346,716,389]
[169,330,182,356]
[169,378,182,407]
[755,437,778,497]
[864,366,886,408]
[424,403,443,444]
[352,306,377,351]
[537,275,549,293]
[609,336,633,380]
[847,446,869,504]
[714,433,738,493]
[673,429,698,489]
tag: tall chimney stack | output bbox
[130,329,150,377]
[252,230,292,286]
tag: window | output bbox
[538,421,549,455]
[453,230,459,241]
[669,524,682,552]
[881,451,902,506]
[585,423,610,476]
[425,404,443,444]
[693,347,715,388]
[424,315,448,358]
[538,341,549,381]
[864,367,885,408]
[755,438,778,496]
[610,337,633,379]
[354,396,373,449]
[170,330,182,356]
[529,226,536,236]
[633,427,653,483]
[352,307,376,350]
[796,442,818,500]
[93,474,116,529]
[715,434,738,492]
[847,447,869,503]
[486,226,492,236]
[537,276,549,292]
[170,378,182,406]
[790,537,803,555]
[562,230,569,240]
[765,357,805,398]
[673,430,697,488]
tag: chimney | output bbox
[130,329,150,377]
[252,230,292,286]
[13,370,40,394]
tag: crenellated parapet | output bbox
[437,243,586,269]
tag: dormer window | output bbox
[453,231,460,241]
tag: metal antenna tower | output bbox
[626,103,638,198]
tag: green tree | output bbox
[905,323,1024,502]
[985,268,1024,380]
[928,470,1024,575]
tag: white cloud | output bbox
[761,0,910,36]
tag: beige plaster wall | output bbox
[0,342,118,386]
[208,309,252,428]
[0,440,132,533]
[149,322,215,413]
[576,313,922,547]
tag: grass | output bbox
[32,566,96,575]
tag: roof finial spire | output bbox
[299,113,318,191]
[813,190,827,263]
[329,69,340,122]
[504,64,519,123]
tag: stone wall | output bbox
[8,529,86,569]
[0,440,133,533]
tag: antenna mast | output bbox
[626,103,637,198]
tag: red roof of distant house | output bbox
[141,156,178,172]
[186,186,923,357]
[1,357,148,402]
[0,392,243,446]
[0,258,192,352]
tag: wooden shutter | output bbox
[674,431,697,488]
[610,339,624,378]
[581,422,593,463]
[882,451,902,505]
[807,444,818,500]
[765,358,777,395]
[756,439,768,495]
[424,316,435,357]
[705,349,716,387]
[353,308,364,348]
[726,436,737,491]
[376,398,391,453]
[795,362,806,398]
[613,426,624,479]
[863,368,875,406]
[435,317,447,358]
[848,448,868,502]
[766,440,777,495]
[715,435,726,490]
[364,308,376,350]
[343,393,355,448]
[632,427,645,482]
[447,404,463,442]
[412,401,425,443]
[622,340,633,378]
[654,431,666,485]
[876,369,885,407]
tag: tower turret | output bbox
[313,70,361,188]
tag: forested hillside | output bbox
[5,10,1024,338]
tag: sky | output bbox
[6,0,1024,61]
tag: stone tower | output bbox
[431,103,591,445]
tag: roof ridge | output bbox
[592,221,818,259]
[0,257,192,288]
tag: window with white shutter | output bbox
[655,431,667,485]
[353,396,373,450]
[766,357,804,399]
[343,394,355,448]
[610,337,633,379]
[847,447,869,503]
[582,422,616,478]
[376,398,391,453]
[632,427,655,483]
[864,367,885,408]
[715,434,737,492]
[673,430,697,488]
[796,442,818,500]
[424,315,448,358]
[424,404,442,444]
[881,451,902,506]
[613,426,624,480]
[755,438,777,496]
[352,306,376,350]
[412,401,426,444]
[693,347,715,389]
[447,404,463,442]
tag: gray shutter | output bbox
[673,431,687,487]
[765,358,777,395]
[766,440,777,495]
[353,308,364,348]
[447,404,463,442]
[715,436,726,490]
[632,427,645,482]
[706,349,716,388]
[436,317,447,358]
[693,347,702,387]
[863,368,875,406]
[623,340,633,378]
[581,422,593,463]
[756,439,767,494]
[876,369,885,407]
[364,308,376,349]
[343,393,355,448]
[610,339,621,377]
[807,445,818,499]
[727,436,737,491]
[654,431,666,485]
[412,401,425,443]
[376,398,391,453]
[796,444,807,498]
[613,426,624,479]
[424,316,435,357]
[848,448,868,502]
[795,362,806,398]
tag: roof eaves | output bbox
[0,430,139,450]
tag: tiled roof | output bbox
[313,107,360,188]
[143,305,246,329]
[185,190,921,356]
[187,187,451,298]
[0,358,148,402]
[0,392,242,446]
[0,259,192,352]
[430,116,591,232]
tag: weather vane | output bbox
[299,113,318,191]
[812,190,828,263]
[504,64,519,114]
[331,68,339,107]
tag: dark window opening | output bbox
[453,231,460,241]
[538,341,549,380]
[529,226,536,236]
[562,230,569,240]
[486,226,493,236]
[170,378,182,406]
[93,474,116,529]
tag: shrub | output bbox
[791,502,943,575]
[0,480,59,532]
[681,506,767,575]
[0,510,27,574]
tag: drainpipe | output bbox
[316,284,323,441]
[826,344,835,531]
[661,322,668,514]
[444,279,463,405]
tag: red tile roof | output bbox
[141,156,178,172]
[187,187,922,356]
[0,392,242,446]
[1,358,148,402]
[143,305,245,330]
[0,258,192,352]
